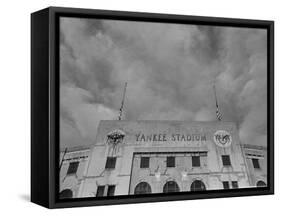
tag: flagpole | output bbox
[59,147,68,171]
[118,82,127,121]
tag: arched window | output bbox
[163,181,180,193]
[190,180,206,191]
[256,181,266,187]
[59,189,73,199]
[134,182,152,195]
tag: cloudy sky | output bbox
[60,17,267,150]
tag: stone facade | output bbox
[77,120,256,197]
[60,120,267,198]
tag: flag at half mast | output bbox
[213,83,222,121]
[118,82,127,121]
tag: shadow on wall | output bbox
[19,194,30,202]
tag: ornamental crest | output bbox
[106,129,125,146]
[213,130,232,147]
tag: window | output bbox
[222,155,231,166]
[232,181,239,189]
[96,186,105,197]
[96,185,116,197]
[252,158,260,169]
[59,189,73,199]
[190,180,206,191]
[140,157,150,168]
[256,181,266,187]
[107,185,116,196]
[163,181,180,193]
[167,156,175,167]
[66,161,79,175]
[105,157,116,169]
[222,181,230,189]
[134,182,152,195]
[192,156,200,167]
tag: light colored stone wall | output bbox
[78,120,254,197]
[59,148,90,198]
[242,144,267,187]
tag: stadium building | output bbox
[58,120,267,198]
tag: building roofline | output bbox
[60,145,90,153]
[99,120,237,125]
[241,144,267,150]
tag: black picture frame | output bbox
[31,6,274,209]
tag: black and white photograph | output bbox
[0,0,279,213]
[59,16,269,199]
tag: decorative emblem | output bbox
[213,130,232,147]
[107,129,125,146]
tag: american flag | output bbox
[216,101,222,121]
[213,83,222,121]
[118,82,127,120]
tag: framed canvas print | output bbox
[31,7,274,208]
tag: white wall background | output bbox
[0,0,278,214]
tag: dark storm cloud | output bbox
[192,26,224,64]
[60,17,267,149]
